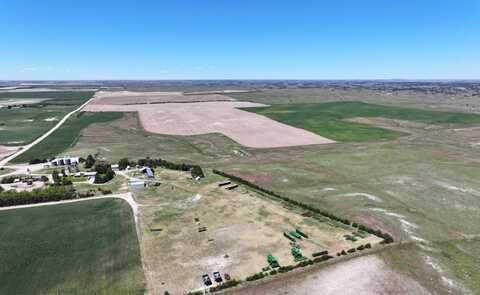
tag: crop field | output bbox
[0,91,94,145]
[12,112,124,163]
[131,168,382,294]
[0,198,145,294]
[245,101,480,142]
[227,88,480,113]
[85,96,334,148]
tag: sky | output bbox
[0,0,479,80]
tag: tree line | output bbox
[0,185,77,207]
[213,169,394,244]
[118,157,205,179]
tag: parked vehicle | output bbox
[202,274,212,286]
[213,271,223,283]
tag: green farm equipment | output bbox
[289,230,303,239]
[267,252,280,268]
[283,232,296,242]
[291,246,305,261]
[296,228,309,238]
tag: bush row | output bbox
[0,185,77,207]
[209,279,241,292]
[119,157,205,179]
[213,169,394,244]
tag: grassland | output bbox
[0,91,94,145]
[245,101,480,141]
[12,112,124,163]
[0,198,145,294]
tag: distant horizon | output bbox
[2,79,480,83]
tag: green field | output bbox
[245,101,480,141]
[12,112,124,163]
[0,91,94,145]
[0,199,145,294]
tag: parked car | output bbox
[213,271,223,283]
[202,274,212,286]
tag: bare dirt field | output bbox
[0,145,18,161]
[85,100,334,148]
[228,255,431,295]
[90,90,235,105]
[133,169,382,294]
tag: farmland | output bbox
[245,101,480,142]
[0,198,145,294]
[63,88,480,294]
[0,91,94,145]
[12,112,124,163]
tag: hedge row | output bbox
[0,185,77,207]
[119,157,205,179]
[209,279,241,292]
[213,169,394,244]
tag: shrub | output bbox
[347,248,356,253]
[118,158,129,170]
[94,162,115,184]
[246,272,265,281]
[269,270,278,275]
[84,154,96,169]
[209,279,241,292]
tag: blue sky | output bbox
[1,0,479,80]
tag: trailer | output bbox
[296,228,309,239]
[283,232,296,242]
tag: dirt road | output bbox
[0,96,95,167]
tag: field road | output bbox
[0,96,95,167]
[0,192,139,221]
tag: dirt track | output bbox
[227,255,431,295]
[91,90,235,105]
[85,100,334,148]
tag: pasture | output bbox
[0,198,145,294]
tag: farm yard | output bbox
[0,198,145,295]
[129,168,383,294]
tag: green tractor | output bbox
[267,252,280,268]
[291,246,305,262]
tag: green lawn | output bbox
[12,112,124,163]
[0,199,145,294]
[0,91,94,145]
[245,101,480,142]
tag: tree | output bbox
[118,158,129,170]
[52,170,61,185]
[84,154,96,169]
